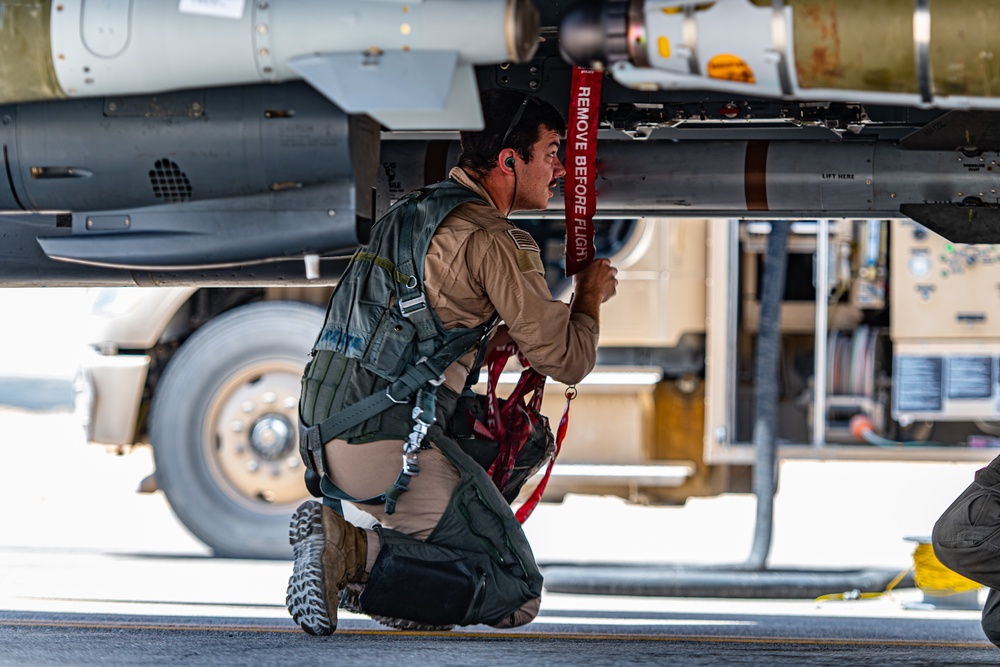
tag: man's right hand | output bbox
[570,258,618,322]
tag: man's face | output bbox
[513,126,566,212]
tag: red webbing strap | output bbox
[515,389,571,524]
[473,342,539,489]
[473,341,571,523]
[564,65,603,277]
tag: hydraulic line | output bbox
[849,414,948,449]
[745,220,790,571]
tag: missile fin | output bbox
[366,64,483,131]
[899,110,1000,152]
[290,50,468,127]
[37,186,364,270]
[900,203,1000,244]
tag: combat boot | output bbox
[286,500,368,636]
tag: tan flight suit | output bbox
[324,167,599,625]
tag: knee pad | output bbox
[359,543,486,627]
[491,598,540,628]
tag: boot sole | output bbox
[286,501,334,636]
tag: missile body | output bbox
[561,0,1000,109]
[381,137,1000,220]
[0,0,538,129]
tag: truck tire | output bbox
[149,300,324,559]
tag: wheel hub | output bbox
[208,367,308,507]
[250,413,293,460]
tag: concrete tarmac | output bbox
[0,610,995,667]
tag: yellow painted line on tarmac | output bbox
[0,617,993,649]
[3,618,302,634]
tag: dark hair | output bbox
[457,89,567,179]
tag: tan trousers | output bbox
[325,437,540,627]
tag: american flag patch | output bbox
[506,228,539,252]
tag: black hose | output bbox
[745,220,790,571]
[541,565,912,599]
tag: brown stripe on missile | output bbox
[423,140,451,186]
[744,140,770,210]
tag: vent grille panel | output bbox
[149,159,193,202]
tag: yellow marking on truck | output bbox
[707,54,756,84]
[658,36,671,59]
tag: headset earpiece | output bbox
[505,156,515,169]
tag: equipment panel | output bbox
[893,343,1000,423]
[891,219,1000,341]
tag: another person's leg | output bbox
[932,454,1000,647]
[981,589,1000,647]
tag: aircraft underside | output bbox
[1,0,999,285]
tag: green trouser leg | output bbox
[358,428,542,627]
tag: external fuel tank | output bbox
[561,0,1000,110]
[0,0,539,129]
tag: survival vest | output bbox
[298,179,497,514]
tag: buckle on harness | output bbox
[399,293,427,318]
[416,356,446,387]
[402,451,420,475]
[401,407,430,478]
[405,406,431,451]
[385,385,409,404]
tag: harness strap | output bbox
[396,194,439,350]
[312,327,466,445]
[300,322,493,514]
[319,468,413,509]
[351,250,416,287]
[463,313,501,395]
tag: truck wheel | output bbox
[149,301,324,559]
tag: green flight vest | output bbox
[298,179,495,511]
